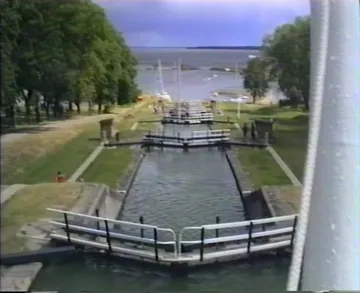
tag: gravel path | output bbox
[1,102,146,145]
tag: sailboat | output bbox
[155,59,172,101]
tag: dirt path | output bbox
[1,103,145,145]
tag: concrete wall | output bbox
[243,189,274,220]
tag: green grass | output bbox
[237,147,292,188]
[4,126,99,184]
[1,183,85,253]
[80,105,159,187]
[218,102,308,185]
[3,102,152,185]
[81,148,133,187]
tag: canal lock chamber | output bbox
[31,123,291,292]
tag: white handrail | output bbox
[178,214,297,254]
[47,208,158,229]
[47,208,178,258]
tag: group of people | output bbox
[242,122,257,140]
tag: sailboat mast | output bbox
[158,59,165,93]
[177,59,181,118]
[235,62,239,82]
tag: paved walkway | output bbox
[1,101,147,145]
[67,144,104,182]
[1,184,27,205]
[266,146,302,186]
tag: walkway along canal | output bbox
[31,123,292,292]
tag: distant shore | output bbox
[186,46,262,50]
[144,65,244,72]
[131,46,262,51]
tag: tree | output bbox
[0,0,21,126]
[1,0,139,126]
[262,17,310,109]
[242,58,269,104]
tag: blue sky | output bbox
[95,0,310,47]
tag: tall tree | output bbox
[262,17,310,109]
[242,58,269,104]
[1,0,139,125]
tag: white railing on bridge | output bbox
[46,208,177,261]
[46,208,297,264]
[178,214,297,261]
[191,129,230,137]
[144,129,230,142]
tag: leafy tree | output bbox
[1,0,139,126]
[262,17,310,109]
[0,0,21,126]
[242,58,270,104]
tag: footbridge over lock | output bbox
[46,208,298,269]
[142,129,231,148]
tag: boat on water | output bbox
[155,91,172,101]
[156,59,172,101]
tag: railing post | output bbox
[290,215,298,247]
[200,227,205,261]
[104,219,112,253]
[153,228,159,261]
[139,216,144,239]
[247,221,254,254]
[215,216,220,250]
[63,213,71,243]
[95,209,100,230]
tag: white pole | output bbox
[158,59,165,93]
[290,0,360,290]
[178,59,181,118]
[302,0,360,289]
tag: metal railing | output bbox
[46,209,297,264]
[47,208,177,261]
[178,214,297,261]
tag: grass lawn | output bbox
[81,148,133,187]
[1,183,85,253]
[2,101,151,185]
[238,147,292,188]
[80,104,160,187]
[217,102,308,185]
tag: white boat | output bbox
[156,59,172,101]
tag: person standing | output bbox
[251,122,256,140]
[242,122,248,139]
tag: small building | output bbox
[253,118,275,142]
[99,118,114,141]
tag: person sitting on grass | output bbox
[56,171,66,183]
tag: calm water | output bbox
[120,125,245,240]
[31,50,290,292]
[32,256,290,293]
[133,48,284,102]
